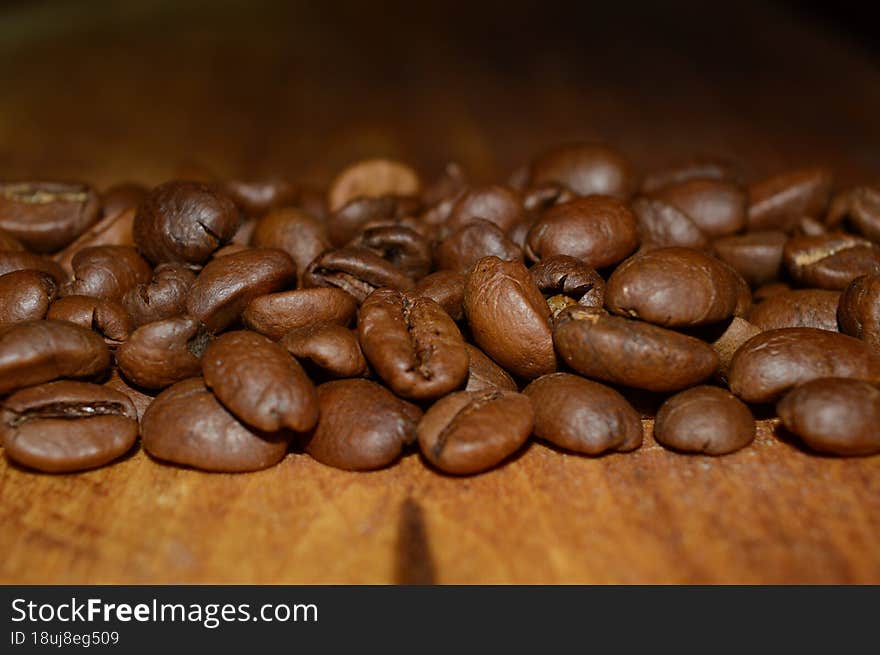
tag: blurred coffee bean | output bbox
[328,159,420,213]
[784,233,880,290]
[747,167,832,231]
[435,219,522,272]
[0,182,100,252]
[655,179,746,237]
[713,231,786,287]
[251,207,330,277]
[837,274,880,351]
[529,143,635,199]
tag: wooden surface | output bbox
[1,0,879,584]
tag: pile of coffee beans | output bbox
[2,144,880,474]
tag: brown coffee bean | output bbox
[187,248,297,332]
[795,216,827,237]
[748,289,840,331]
[251,207,331,278]
[747,167,832,231]
[0,320,110,394]
[435,219,523,272]
[242,287,357,340]
[202,331,318,432]
[524,373,642,454]
[838,274,880,351]
[463,256,556,380]
[142,377,291,472]
[103,368,156,421]
[710,317,762,382]
[47,295,132,343]
[713,231,787,287]
[445,185,525,235]
[777,378,880,456]
[0,250,67,285]
[210,243,251,259]
[358,289,469,399]
[521,183,576,218]
[605,247,741,327]
[631,196,711,251]
[655,179,746,237]
[826,186,880,242]
[116,315,208,389]
[122,263,196,327]
[60,245,152,301]
[101,183,147,219]
[529,254,605,308]
[526,196,639,269]
[640,158,737,194]
[0,182,100,252]
[753,281,792,302]
[134,181,241,265]
[654,386,755,455]
[0,381,137,472]
[0,229,24,251]
[728,327,880,403]
[463,343,518,392]
[54,208,136,273]
[326,195,422,247]
[411,270,466,321]
[784,233,880,290]
[281,324,367,379]
[422,162,468,207]
[0,270,57,325]
[223,177,297,217]
[305,378,421,470]
[351,223,432,279]
[302,246,413,304]
[328,159,420,213]
[417,389,533,475]
[553,306,719,392]
[529,143,635,199]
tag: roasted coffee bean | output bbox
[0,381,138,472]
[553,306,718,392]
[0,320,110,394]
[748,289,840,331]
[134,181,241,265]
[640,157,737,194]
[0,270,57,325]
[463,256,556,380]
[54,208,136,273]
[654,179,746,237]
[223,177,297,216]
[753,281,792,302]
[826,186,880,242]
[351,223,432,279]
[710,317,762,382]
[445,185,525,235]
[302,246,413,303]
[187,248,297,332]
[60,245,151,301]
[101,183,147,219]
[281,323,367,379]
[0,182,100,252]
[305,378,421,470]
[747,167,832,231]
[122,263,196,327]
[417,389,533,475]
[521,183,576,217]
[713,230,786,287]
[528,143,635,199]
[47,295,132,342]
[528,254,605,308]
[654,386,755,455]
[326,195,422,247]
[358,289,469,399]
[202,331,318,432]
[210,243,251,258]
[328,159,420,213]
[142,377,291,472]
[411,270,466,321]
[838,274,880,350]
[524,373,642,454]
[116,315,208,389]
[605,247,741,327]
[728,327,880,403]
[422,162,467,207]
[777,378,880,456]
[435,219,522,272]
[0,250,66,285]
[631,196,711,251]
[103,368,156,421]
[525,196,639,269]
[251,207,331,278]
[784,233,880,290]
[243,287,357,340]
[463,343,518,392]
[0,229,24,251]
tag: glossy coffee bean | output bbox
[713,231,786,287]
[223,177,297,217]
[326,195,422,247]
[463,343,518,392]
[710,317,762,382]
[328,159,420,212]
[142,377,291,472]
[777,378,880,456]
[123,263,196,327]
[654,386,755,455]
[358,289,469,399]
[134,181,241,265]
[0,270,57,325]
[524,373,642,454]
[748,289,840,331]
[631,196,710,251]
[528,143,635,199]
[251,207,330,278]
[351,223,432,279]
[101,182,148,219]
[445,184,525,235]
[826,186,880,242]
[417,389,533,475]
[302,246,413,303]
[0,182,100,252]
[654,179,746,237]
[0,381,138,472]
[435,219,522,272]
[783,233,880,290]
[115,315,208,389]
[54,208,136,273]
[747,167,832,231]
[838,274,880,351]
[529,255,605,309]
[728,327,880,403]
[242,287,357,340]
[47,295,132,343]
[281,323,367,379]
[553,306,719,392]
[463,257,557,380]
[0,250,67,285]
[640,158,737,194]
[411,270,466,321]
[61,245,152,301]
[305,378,421,470]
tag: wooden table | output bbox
[1,0,879,583]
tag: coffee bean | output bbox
[281,323,367,379]
[748,289,840,331]
[411,270,466,321]
[463,343,518,392]
[710,317,762,382]
[187,248,297,332]
[747,167,832,231]
[784,233,880,290]
[753,281,792,302]
[728,327,880,403]
[1,381,137,472]
[101,183,148,219]
[529,254,605,308]
[223,177,297,217]
[60,245,152,301]
[0,250,67,285]
[795,216,827,237]
[305,378,421,470]
[826,186,880,242]
[713,230,786,287]
[606,247,741,327]
[463,256,557,380]
[417,389,533,474]
[654,385,755,455]
[0,229,24,251]
[251,207,331,277]
[526,196,639,269]
[0,270,57,325]
[358,289,469,399]
[116,315,207,389]
[524,372,642,454]
[777,378,880,456]
[302,246,413,303]
[654,179,746,237]
[123,263,196,327]
[242,287,357,340]
[640,158,737,194]
[0,320,110,394]
[47,295,132,343]
[838,274,880,351]
[631,196,711,251]
[435,219,523,272]
[326,195,422,247]
[351,223,432,279]
[445,184,525,235]
[529,143,635,199]
[134,181,241,265]
[553,306,719,392]
[328,159,420,213]
[0,182,100,252]
[142,377,291,472]
[422,162,468,207]
[54,208,136,273]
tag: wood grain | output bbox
[1,0,879,583]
